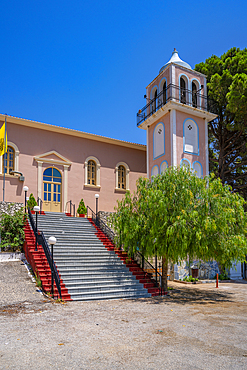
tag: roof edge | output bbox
[0,113,146,151]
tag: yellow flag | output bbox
[0,122,7,156]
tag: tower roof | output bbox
[159,48,192,73]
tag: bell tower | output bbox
[137,49,217,179]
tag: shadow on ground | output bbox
[128,287,234,306]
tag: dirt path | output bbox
[0,262,247,369]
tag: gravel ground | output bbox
[0,261,247,370]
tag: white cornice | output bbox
[146,63,207,90]
[138,100,217,130]
[0,114,146,152]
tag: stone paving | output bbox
[0,260,247,369]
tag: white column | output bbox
[170,109,177,166]
[37,161,43,199]
[63,165,69,212]
[205,119,209,176]
[15,150,20,172]
[171,65,175,101]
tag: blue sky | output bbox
[1,0,246,145]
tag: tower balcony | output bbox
[137,84,217,126]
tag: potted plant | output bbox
[77,199,87,217]
[27,193,37,213]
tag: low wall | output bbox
[0,201,24,217]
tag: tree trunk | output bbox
[161,255,168,293]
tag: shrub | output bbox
[27,193,37,210]
[183,275,198,282]
[77,199,87,215]
[0,207,25,252]
[214,272,229,280]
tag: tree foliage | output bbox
[27,193,37,210]
[77,198,87,215]
[111,168,247,291]
[0,207,25,252]
[195,47,247,199]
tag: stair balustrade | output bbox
[87,206,163,294]
[27,207,62,298]
[37,197,43,213]
[65,200,75,217]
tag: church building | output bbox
[0,114,146,213]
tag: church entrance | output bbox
[43,167,62,212]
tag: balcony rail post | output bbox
[137,84,216,126]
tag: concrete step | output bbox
[26,212,152,301]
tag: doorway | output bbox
[43,167,62,212]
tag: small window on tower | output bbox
[163,81,167,105]
[183,119,199,155]
[153,123,165,159]
[180,77,186,104]
[192,81,198,108]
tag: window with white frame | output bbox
[84,156,101,187]
[193,162,203,178]
[153,123,165,159]
[115,162,129,190]
[184,119,199,155]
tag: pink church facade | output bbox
[0,114,146,213]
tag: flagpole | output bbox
[3,116,7,202]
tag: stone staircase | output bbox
[33,212,155,301]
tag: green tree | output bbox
[111,168,247,292]
[27,193,37,210]
[0,207,25,252]
[77,198,87,215]
[195,47,247,199]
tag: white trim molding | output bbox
[170,109,177,166]
[84,156,101,187]
[34,150,71,209]
[115,161,130,190]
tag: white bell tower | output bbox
[137,49,217,179]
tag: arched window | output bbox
[3,146,15,174]
[183,119,199,155]
[118,165,126,189]
[192,81,198,108]
[153,123,165,159]
[84,156,101,187]
[160,161,168,173]
[193,162,203,178]
[115,162,130,191]
[151,165,159,177]
[152,89,157,112]
[88,160,96,185]
[180,77,186,104]
[163,81,167,105]
[180,159,191,170]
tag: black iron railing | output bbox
[65,200,75,217]
[87,206,162,291]
[37,197,43,213]
[27,207,62,298]
[134,251,161,287]
[87,206,115,243]
[137,84,218,126]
